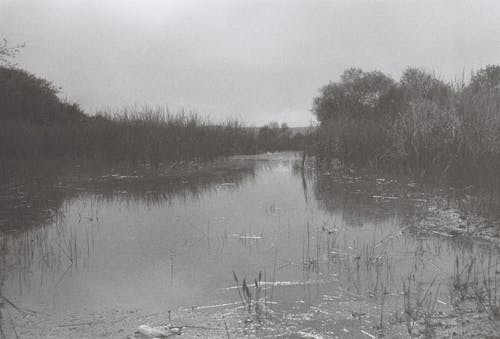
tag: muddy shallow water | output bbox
[1,153,499,338]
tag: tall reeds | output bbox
[0,105,256,166]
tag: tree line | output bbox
[311,66,500,185]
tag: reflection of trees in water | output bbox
[0,184,70,232]
[80,164,257,207]
[0,158,261,232]
[293,164,413,228]
[0,158,262,300]
[293,167,500,319]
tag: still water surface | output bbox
[1,153,497,336]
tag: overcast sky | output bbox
[1,0,500,126]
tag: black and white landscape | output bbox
[1,1,500,338]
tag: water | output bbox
[0,153,498,337]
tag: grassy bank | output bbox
[311,65,500,188]
[0,66,310,168]
[0,66,255,164]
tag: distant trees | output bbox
[256,122,307,152]
[312,65,500,184]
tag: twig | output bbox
[0,295,36,316]
[222,313,230,339]
[360,329,377,338]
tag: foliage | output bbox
[312,68,397,167]
[0,39,24,68]
[256,122,305,152]
[0,66,260,163]
[0,66,86,125]
[313,68,396,123]
[311,65,500,184]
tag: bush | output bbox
[311,65,500,185]
[0,66,86,125]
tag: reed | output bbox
[231,271,265,323]
[0,105,257,167]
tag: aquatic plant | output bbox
[231,271,265,324]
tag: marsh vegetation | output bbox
[0,154,499,338]
[2,40,500,337]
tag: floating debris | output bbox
[221,279,332,291]
[297,330,326,339]
[135,325,182,338]
[372,195,399,200]
[136,325,169,337]
[320,226,338,234]
[239,235,262,240]
[230,233,263,240]
[432,230,453,237]
[360,329,377,338]
[409,198,428,203]
[322,294,342,301]
[192,302,241,310]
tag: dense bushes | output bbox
[0,67,86,125]
[312,65,500,184]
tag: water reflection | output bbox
[0,158,260,232]
[0,153,499,337]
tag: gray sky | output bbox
[1,0,500,126]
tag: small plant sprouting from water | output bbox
[232,271,265,324]
[451,253,500,320]
[402,272,441,338]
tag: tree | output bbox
[311,68,397,165]
[256,122,296,152]
[312,68,396,123]
[0,39,24,68]
[400,68,452,107]
[469,65,500,92]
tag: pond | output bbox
[0,153,499,338]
